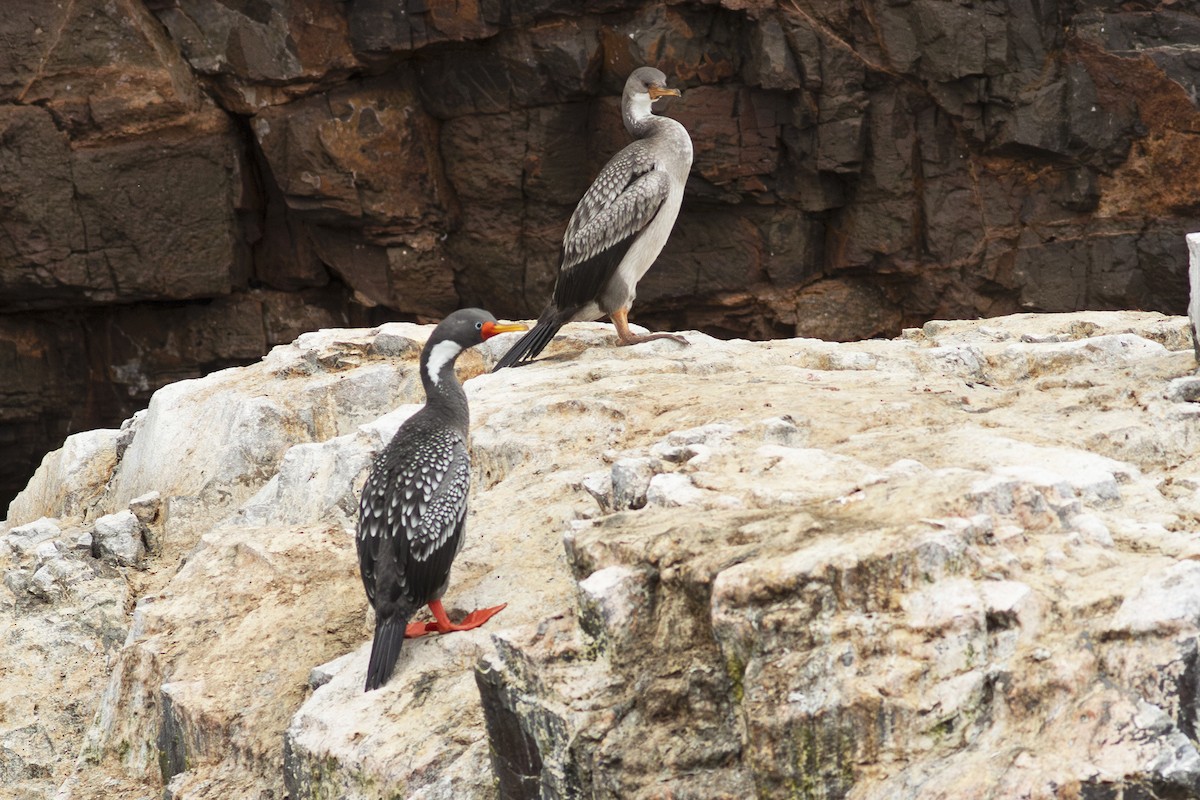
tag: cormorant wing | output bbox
[554,142,671,311]
[357,428,470,609]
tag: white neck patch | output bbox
[424,339,463,387]
[627,92,654,123]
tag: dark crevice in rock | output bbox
[476,661,545,800]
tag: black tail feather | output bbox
[492,308,568,371]
[365,615,406,691]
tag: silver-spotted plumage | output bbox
[562,155,669,268]
[356,308,520,691]
[357,419,469,608]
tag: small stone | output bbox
[646,473,707,508]
[1031,648,1051,661]
[30,565,61,600]
[576,565,654,653]
[93,510,145,567]
[70,530,94,553]
[759,416,808,447]
[4,518,61,558]
[664,423,737,448]
[648,442,688,462]
[129,491,162,525]
[1069,513,1114,547]
[1133,701,1173,735]
[1165,376,1200,404]
[25,555,89,601]
[580,470,613,513]
[681,443,712,467]
[34,540,61,565]
[3,569,31,597]
[369,330,420,358]
[611,457,658,510]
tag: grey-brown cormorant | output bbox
[493,66,693,370]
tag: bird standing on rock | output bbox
[357,309,527,691]
[493,66,694,370]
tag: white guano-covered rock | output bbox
[6,428,125,526]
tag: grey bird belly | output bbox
[596,175,686,316]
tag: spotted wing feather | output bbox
[357,423,470,612]
[554,141,670,311]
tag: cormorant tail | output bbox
[365,615,405,692]
[492,307,568,371]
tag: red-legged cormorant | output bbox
[357,309,527,691]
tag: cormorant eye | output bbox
[475,321,483,330]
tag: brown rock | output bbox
[0,106,246,311]
[347,0,499,55]
[5,0,205,140]
[416,21,604,118]
[253,76,451,235]
[309,227,457,316]
[152,0,361,113]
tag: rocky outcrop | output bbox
[4,0,1200,509]
[3,310,1200,797]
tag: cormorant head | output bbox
[626,67,682,104]
[432,308,527,350]
[421,309,527,388]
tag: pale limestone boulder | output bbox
[6,428,126,527]
[1109,561,1200,636]
[4,517,62,558]
[92,510,144,567]
[1,311,1199,798]
[610,456,658,510]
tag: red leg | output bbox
[427,598,507,633]
[404,599,507,637]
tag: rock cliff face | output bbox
[4,0,1200,508]
[3,311,1200,798]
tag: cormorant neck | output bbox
[419,340,470,433]
[623,92,658,138]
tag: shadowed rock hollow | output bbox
[4,311,1200,798]
[4,0,1200,510]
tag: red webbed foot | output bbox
[405,600,507,637]
[405,620,435,638]
[427,599,507,634]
